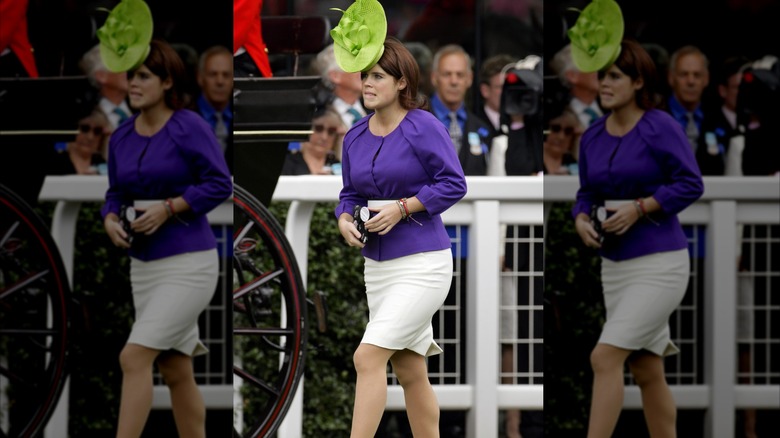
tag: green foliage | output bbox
[543,202,604,432]
[268,201,367,437]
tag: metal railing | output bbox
[35,174,780,438]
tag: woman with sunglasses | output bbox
[572,39,703,437]
[51,110,109,175]
[543,109,581,176]
[101,39,231,438]
[281,105,345,175]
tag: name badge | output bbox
[468,132,482,155]
[705,132,719,156]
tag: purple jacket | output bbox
[336,109,467,261]
[573,109,704,261]
[102,110,232,261]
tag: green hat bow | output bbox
[330,0,387,73]
[97,0,154,73]
[567,0,624,73]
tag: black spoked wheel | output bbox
[0,184,70,438]
[232,184,307,438]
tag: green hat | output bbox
[567,0,624,73]
[97,0,154,73]
[330,0,387,73]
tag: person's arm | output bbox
[174,112,233,215]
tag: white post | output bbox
[466,200,500,437]
[704,201,737,438]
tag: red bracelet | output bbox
[636,198,647,216]
[400,197,411,217]
[165,198,175,217]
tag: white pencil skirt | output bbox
[128,249,218,356]
[599,249,689,357]
[362,249,453,357]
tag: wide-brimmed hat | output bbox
[97,0,154,72]
[330,0,387,73]
[567,0,624,73]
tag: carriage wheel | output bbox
[0,184,70,437]
[232,184,307,437]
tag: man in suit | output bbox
[667,45,710,152]
[312,44,367,129]
[429,44,493,175]
[195,45,233,155]
[550,44,603,129]
[79,44,132,132]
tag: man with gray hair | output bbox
[666,45,710,151]
[312,44,366,128]
[550,43,602,129]
[79,44,131,130]
[195,45,233,153]
[429,44,492,175]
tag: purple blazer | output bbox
[336,109,467,261]
[573,109,704,261]
[102,109,232,261]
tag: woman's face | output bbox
[544,115,577,156]
[74,116,107,155]
[128,65,171,110]
[361,64,405,111]
[303,113,342,156]
[599,64,641,110]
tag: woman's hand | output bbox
[104,214,130,248]
[338,212,365,248]
[131,203,170,236]
[575,212,601,249]
[365,202,403,236]
[601,201,641,236]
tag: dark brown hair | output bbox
[131,39,187,110]
[601,39,659,109]
[375,37,428,110]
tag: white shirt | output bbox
[99,97,132,130]
[332,97,367,128]
[483,104,500,130]
[569,97,602,128]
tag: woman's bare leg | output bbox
[116,344,160,438]
[157,352,206,438]
[350,343,395,438]
[628,351,676,438]
[391,349,439,437]
[587,343,632,438]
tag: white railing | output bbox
[545,175,780,438]
[37,175,233,438]
[35,175,780,438]
[272,175,545,438]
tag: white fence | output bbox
[36,174,780,437]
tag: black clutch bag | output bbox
[353,205,369,244]
[590,204,607,243]
[119,205,137,244]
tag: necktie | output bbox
[583,107,599,126]
[448,111,462,152]
[685,112,699,150]
[346,107,363,126]
[114,107,129,125]
[214,112,228,152]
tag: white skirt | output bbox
[362,249,452,357]
[599,249,689,357]
[129,249,218,356]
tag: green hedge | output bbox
[268,201,368,437]
[543,202,603,432]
